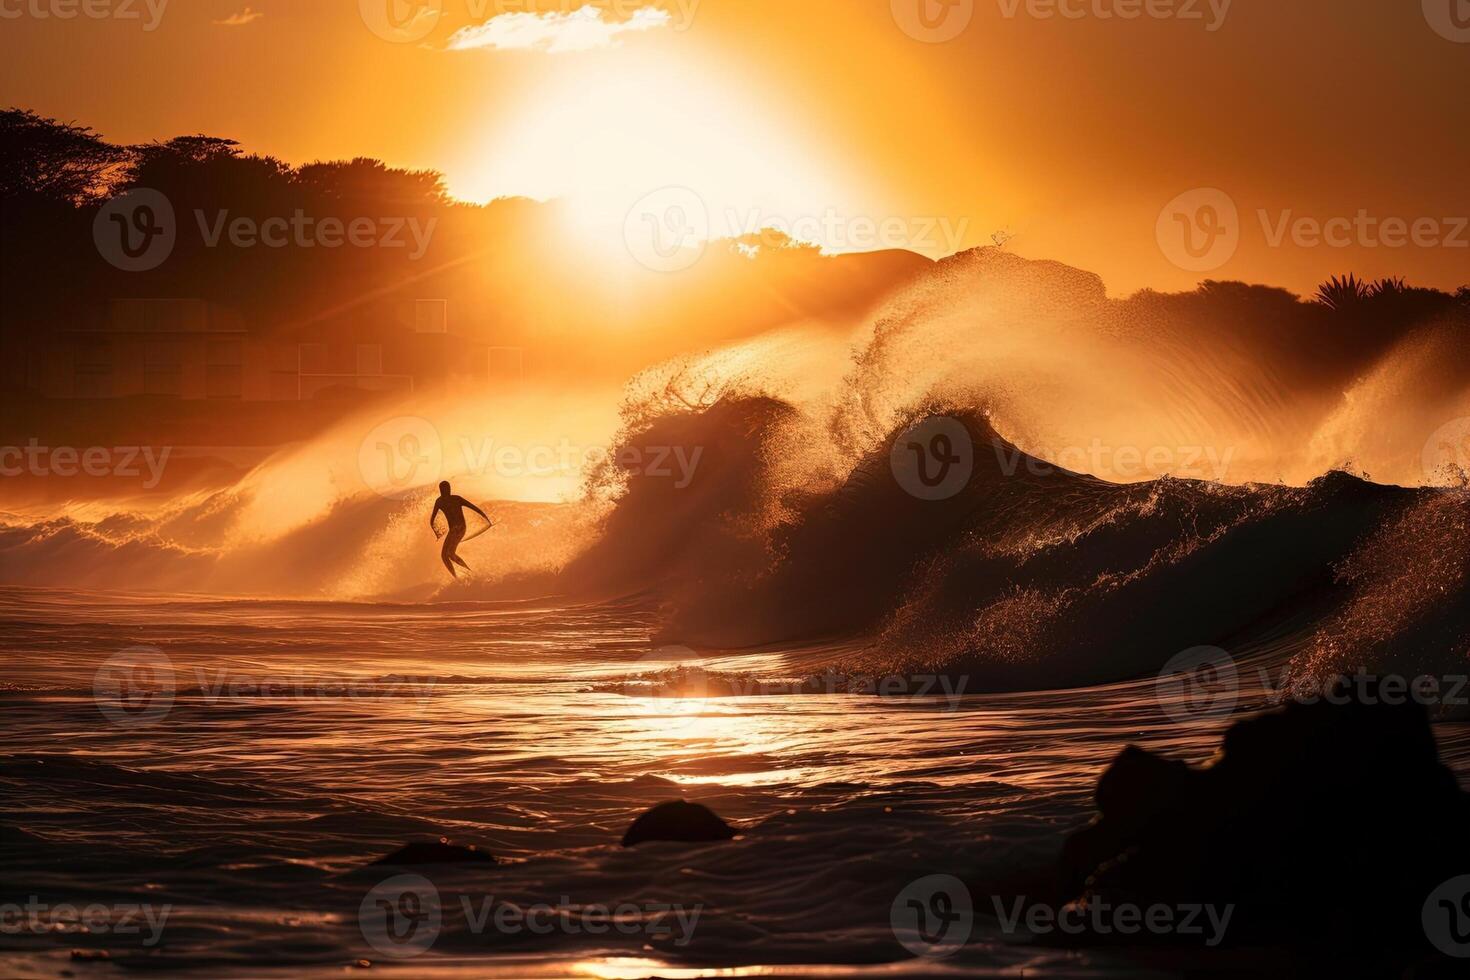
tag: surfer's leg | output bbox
[452,554,470,570]
[441,526,465,577]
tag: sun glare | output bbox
[456,51,862,259]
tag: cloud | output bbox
[214,7,263,27]
[446,5,672,54]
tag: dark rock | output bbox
[621,800,737,847]
[369,840,496,866]
[1058,677,1470,954]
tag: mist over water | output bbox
[2,251,1470,681]
[5,251,1470,978]
[8,0,1470,965]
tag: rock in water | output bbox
[1058,677,1470,954]
[621,800,737,847]
[369,840,496,866]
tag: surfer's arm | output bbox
[465,501,492,525]
[429,499,444,536]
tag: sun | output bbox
[452,49,863,260]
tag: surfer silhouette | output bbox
[430,481,491,577]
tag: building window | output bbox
[143,339,182,396]
[73,371,113,398]
[268,344,300,373]
[144,340,181,367]
[413,299,448,334]
[300,342,329,375]
[207,340,242,366]
[144,368,182,397]
[268,372,299,401]
[108,298,208,333]
[75,338,112,370]
[357,344,383,376]
[72,338,114,398]
[205,340,243,397]
[206,365,243,399]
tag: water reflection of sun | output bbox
[618,684,811,785]
[576,958,771,980]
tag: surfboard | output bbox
[432,507,495,544]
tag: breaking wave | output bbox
[3,250,1468,689]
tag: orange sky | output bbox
[3,0,1468,296]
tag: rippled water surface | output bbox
[5,586,1470,978]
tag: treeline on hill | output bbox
[0,107,550,344]
[2,107,1467,395]
[1122,274,1470,388]
[0,108,933,385]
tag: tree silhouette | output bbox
[123,136,292,206]
[0,108,128,204]
[1367,276,1407,299]
[294,157,447,209]
[1314,273,1369,312]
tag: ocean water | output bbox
[7,586,1469,978]
[4,243,1470,977]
